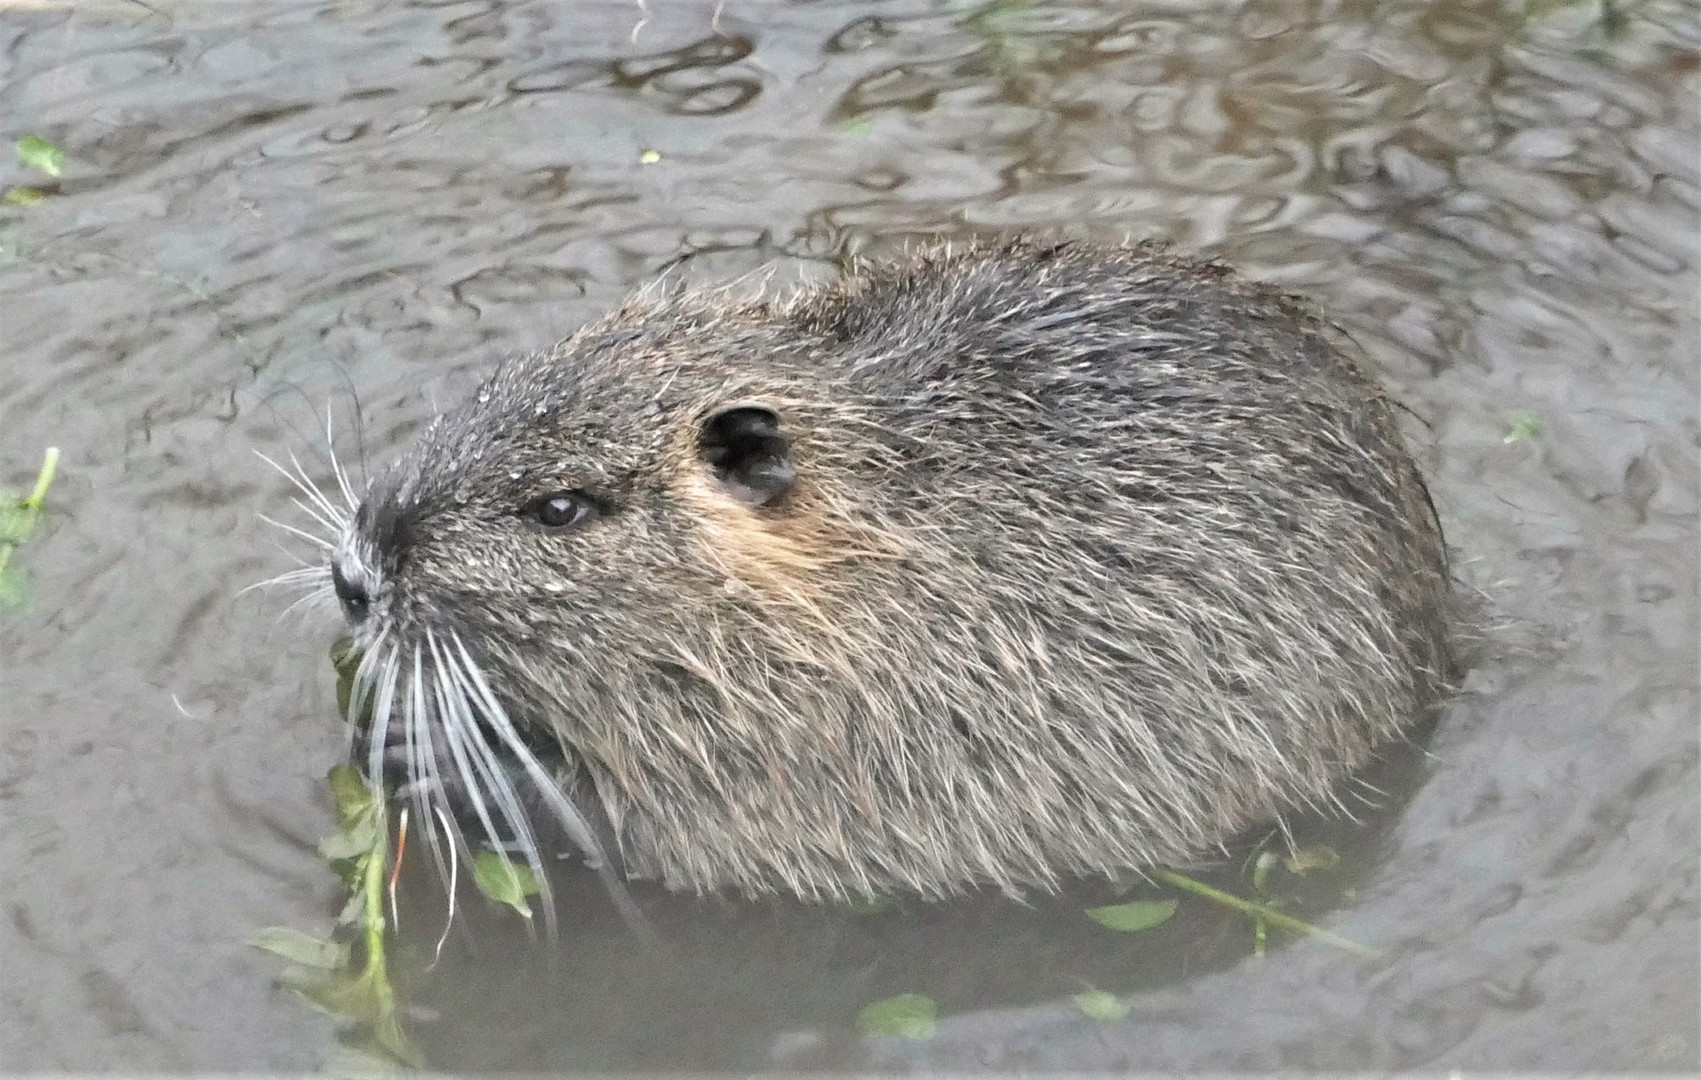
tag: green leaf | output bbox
[318,814,379,863]
[472,849,541,919]
[330,643,372,726]
[249,927,347,969]
[335,888,368,930]
[856,993,938,1039]
[1071,990,1130,1022]
[254,765,423,1071]
[331,638,362,682]
[372,1008,426,1068]
[1503,412,1543,444]
[0,500,30,545]
[321,1044,407,1080]
[280,967,383,1024]
[1085,898,1178,932]
[0,566,29,610]
[327,763,376,824]
[1,187,48,207]
[16,136,64,178]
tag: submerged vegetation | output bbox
[1152,866,1378,960]
[14,134,63,177]
[856,992,939,1040]
[4,133,63,207]
[853,844,1373,1041]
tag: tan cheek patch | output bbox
[678,471,858,603]
[677,469,920,675]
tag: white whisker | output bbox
[274,585,334,623]
[349,633,396,768]
[427,801,458,970]
[444,632,657,944]
[323,406,361,513]
[287,446,349,528]
[254,449,348,534]
[425,629,561,938]
[408,656,466,904]
[238,565,329,598]
[447,633,607,870]
[258,513,336,552]
[288,495,343,541]
[428,637,546,849]
[264,539,319,571]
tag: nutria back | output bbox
[325,238,1455,902]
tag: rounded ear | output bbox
[697,406,796,508]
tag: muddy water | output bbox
[1,0,1696,1072]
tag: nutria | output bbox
[285,238,1456,909]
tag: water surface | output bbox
[1,0,1695,1071]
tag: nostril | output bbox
[330,562,370,623]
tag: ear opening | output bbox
[698,406,796,508]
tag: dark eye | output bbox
[524,491,598,530]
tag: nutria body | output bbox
[318,238,1455,903]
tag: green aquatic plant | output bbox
[15,134,63,177]
[1083,897,1178,932]
[250,759,549,1066]
[856,992,939,1039]
[4,135,63,208]
[1086,852,1375,960]
[1070,988,1131,1022]
[1150,867,1378,959]
[1503,411,1544,444]
[250,765,423,1068]
[0,447,60,610]
[251,642,563,1063]
[471,848,543,922]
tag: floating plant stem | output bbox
[1151,868,1379,959]
[0,447,61,606]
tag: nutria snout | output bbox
[308,237,1456,905]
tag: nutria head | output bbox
[298,238,1455,908]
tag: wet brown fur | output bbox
[330,237,1459,902]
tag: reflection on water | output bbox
[0,0,1694,1071]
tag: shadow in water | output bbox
[370,724,1437,1072]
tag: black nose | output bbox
[331,563,370,624]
